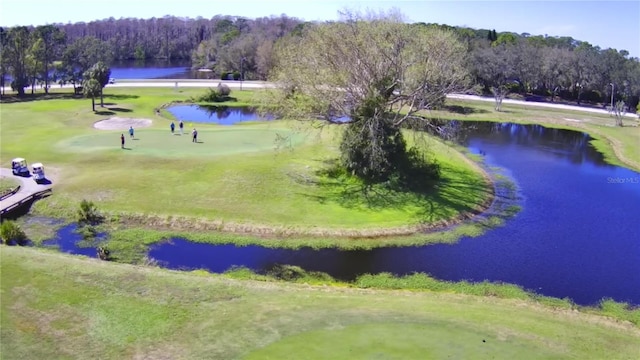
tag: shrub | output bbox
[582,90,602,103]
[557,89,576,101]
[0,220,28,245]
[76,224,98,239]
[505,82,522,94]
[77,199,103,226]
[267,264,307,281]
[195,84,233,102]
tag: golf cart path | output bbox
[446,94,639,119]
[119,81,636,118]
[108,81,637,118]
[0,168,53,215]
[8,80,634,119]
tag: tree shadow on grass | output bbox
[292,159,492,225]
[413,166,492,224]
[442,105,490,115]
[95,110,116,116]
[108,107,133,112]
[104,94,140,100]
[0,92,83,103]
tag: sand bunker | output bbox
[94,117,153,130]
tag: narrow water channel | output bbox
[43,121,640,306]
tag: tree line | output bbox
[1,14,639,109]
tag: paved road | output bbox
[109,81,639,119]
[447,94,638,119]
[0,167,53,214]
[3,80,638,119]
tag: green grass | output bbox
[2,87,493,238]
[245,323,562,359]
[4,87,640,359]
[0,176,20,194]
[2,247,639,359]
[56,125,304,157]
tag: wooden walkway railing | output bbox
[0,188,52,217]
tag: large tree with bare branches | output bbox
[267,10,470,183]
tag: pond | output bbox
[165,105,273,125]
[41,121,640,306]
[42,223,106,258]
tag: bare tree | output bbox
[613,100,626,127]
[267,10,469,182]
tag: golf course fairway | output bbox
[2,247,638,359]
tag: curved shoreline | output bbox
[104,146,502,240]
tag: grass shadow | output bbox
[0,92,83,103]
[443,105,489,115]
[293,159,492,225]
[95,111,116,116]
[109,107,133,113]
[104,94,140,100]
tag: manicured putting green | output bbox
[57,126,305,158]
[244,322,562,359]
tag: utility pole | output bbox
[609,83,615,110]
[240,57,246,91]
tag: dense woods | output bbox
[1,14,639,110]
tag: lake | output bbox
[107,59,227,80]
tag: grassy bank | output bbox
[1,87,493,239]
[0,177,20,194]
[2,246,638,359]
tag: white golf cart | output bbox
[11,158,29,176]
[32,163,45,183]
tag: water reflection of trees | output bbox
[462,121,608,167]
[403,119,610,167]
[201,105,231,120]
[199,105,259,121]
